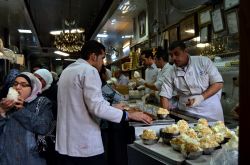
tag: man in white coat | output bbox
[56,40,152,165]
[141,49,159,94]
[144,47,172,91]
[160,41,224,121]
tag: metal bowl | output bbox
[140,135,159,145]
[183,150,203,160]
[215,145,222,150]
[157,113,168,119]
[160,128,180,144]
[220,137,231,145]
[170,143,181,151]
[160,128,179,138]
[203,147,215,155]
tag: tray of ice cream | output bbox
[136,118,238,162]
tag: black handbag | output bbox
[36,125,56,157]
[34,97,56,157]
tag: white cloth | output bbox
[56,59,123,157]
[34,69,53,91]
[160,56,224,121]
[145,63,159,94]
[117,74,129,85]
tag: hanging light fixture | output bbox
[54,27,84,53]
[53,0,84,53]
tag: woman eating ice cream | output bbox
[0,72,53,165]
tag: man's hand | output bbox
[186,95,204,107]
[128,111,153,125]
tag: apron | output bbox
[178,92,224,121]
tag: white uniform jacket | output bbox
[154,63,173,90]
[145,63,159,94]
[160,56,224,121]
[56,59,123,157]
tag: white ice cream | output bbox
[6,87,19,101]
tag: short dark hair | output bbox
[80,40,105,60]
[169,41,186,51]
[141,49,154,59]
[155,47,168,62]
[99,65,107,85]
[99,65,106,75]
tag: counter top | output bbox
[134,140,185,164]
[170,109,217,123]
[130,140,232,165]
[129,116,175,127]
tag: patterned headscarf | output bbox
[34,69,53,91]
[16,72,42,103]
[0,69,20,99]
[4,69,20,88]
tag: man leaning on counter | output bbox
[159,41,224,121]
[56,40,152,165]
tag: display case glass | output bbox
[180,15,196,40]
[198,8,212,27]
[225,9,239,34]
[224,0,239,10]
[168,26,178,44]
[211,8,224,33]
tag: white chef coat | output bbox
[56,59,123,157]
[153,63,176,107]
[160,56,224,121]
[154,63,173,90]
[145,63,159,94]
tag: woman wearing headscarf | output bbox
[0,72,53,165]
[34,69,58,165]
[34,69,57,117]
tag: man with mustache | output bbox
[160,41,224,121]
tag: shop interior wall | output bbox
[145,0,239,119]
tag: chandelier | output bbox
[54,26,84,53]
[53,0,84,53]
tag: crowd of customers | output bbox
[0,39,223,165]
[0,40,152,165]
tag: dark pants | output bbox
[101,121,135,165]
[56,152,106,165]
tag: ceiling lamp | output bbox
[53,0,84,53]
[119,1,136,14]
[54,26,84,53]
